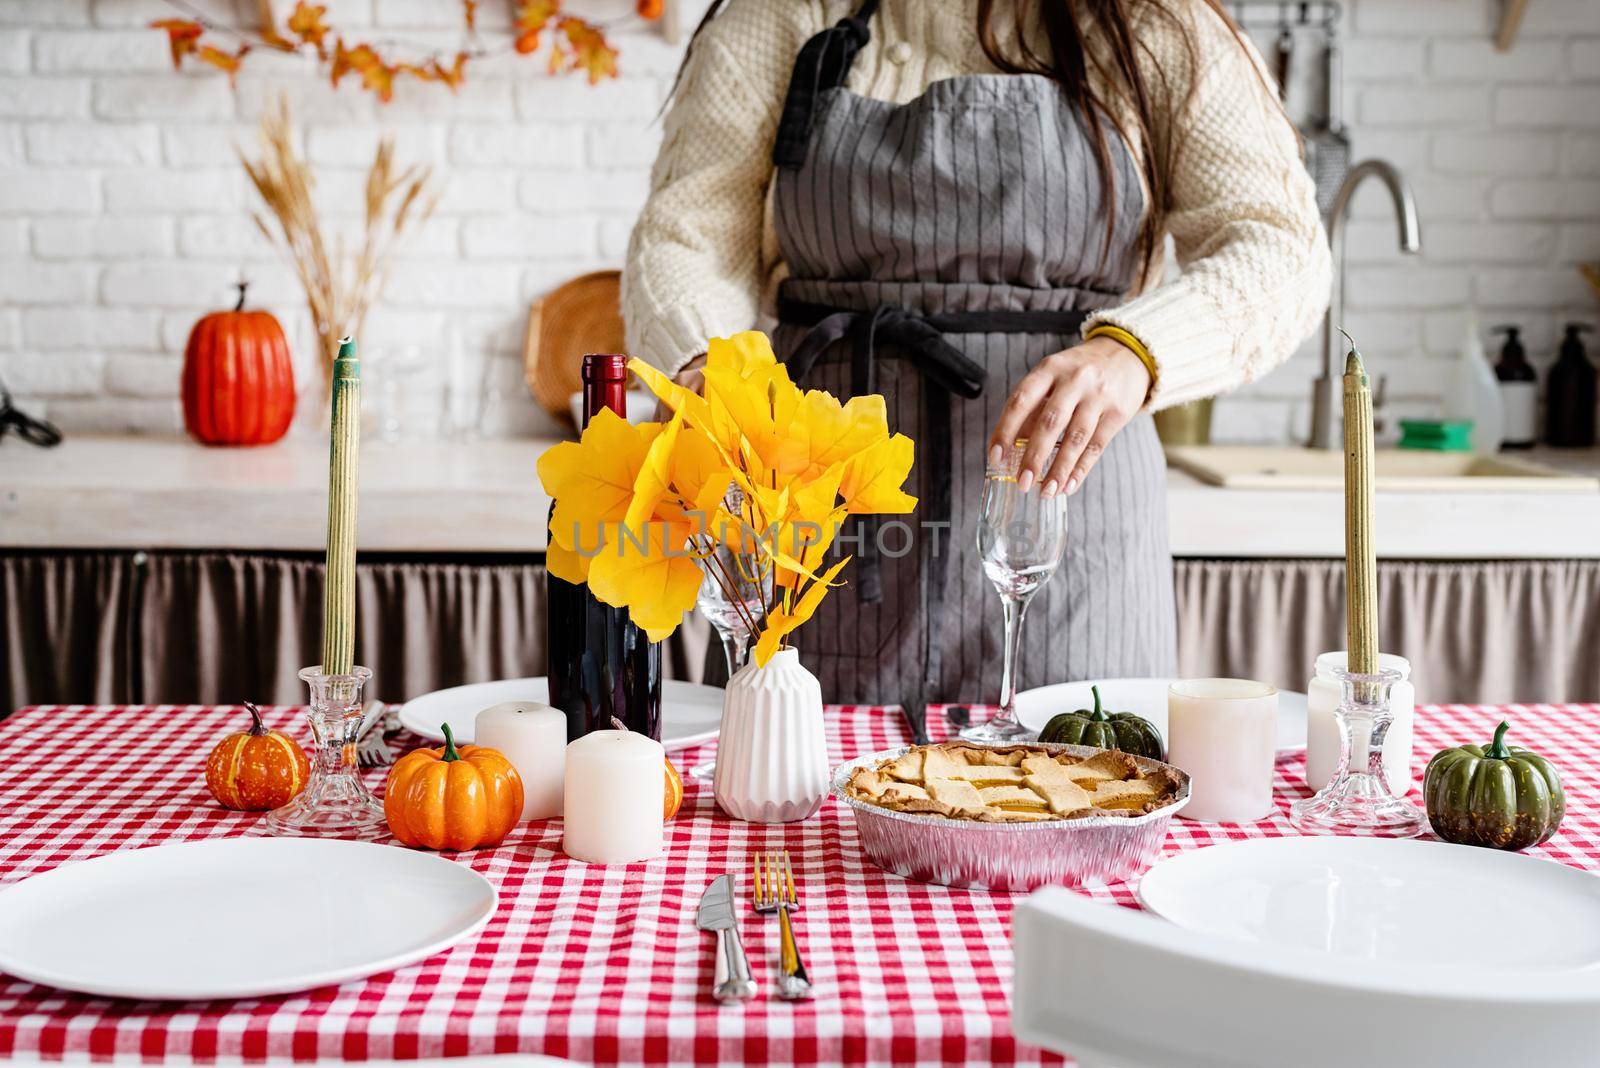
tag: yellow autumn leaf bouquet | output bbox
[537,331,917,666]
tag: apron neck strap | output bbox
[771,0,881,168]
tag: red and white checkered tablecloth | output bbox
[1,701,1598,1066]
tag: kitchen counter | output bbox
[1164,458,1600,559]
[0,435,555,555]
[4,436,1599,558]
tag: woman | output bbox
[622,0,1330,719]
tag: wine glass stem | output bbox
[720,632,746,679]
[994,595,1028,728]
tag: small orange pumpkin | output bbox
[384,723,524,851]
[664,758,683,820]
[205,702,311,810]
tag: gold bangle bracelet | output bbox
[1084,323,1159,395]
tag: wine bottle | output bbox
[547,354,664,742]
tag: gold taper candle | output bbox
[1341,332,1378,677]
[321,336,360,676]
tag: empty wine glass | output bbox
[690,500,766,780]
[696,542,764,680]
[961,441,1068,744]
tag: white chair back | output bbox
[1013,886,1600,1068]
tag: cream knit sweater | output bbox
[621,0,1332,409]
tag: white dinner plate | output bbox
[1013,677,1307,756]
[1139,836,1600,970]
[0,838,496,1000]
[398,677,723,752]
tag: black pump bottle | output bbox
[1545,324,1596,448]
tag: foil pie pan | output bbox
[831,743,1191,893]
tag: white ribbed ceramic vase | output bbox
[712,648,829,823]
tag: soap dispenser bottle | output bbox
[1493,325,1538,449]
[1545,323,1596,448]
[1445,312,1504,454]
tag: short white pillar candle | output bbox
[562,729,664,864]
[1167,678,1278,823]
[475,702,566,820]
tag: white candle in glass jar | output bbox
[1305,652,1414,798]
[562,729,664,865]
[475,701,566,820]
[1167,679,1278,823]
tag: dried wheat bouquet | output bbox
[240,95,438,392]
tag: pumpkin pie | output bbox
[843,742,1181,823]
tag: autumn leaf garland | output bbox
[537,332,918,665]
[150,0,636,99]
[514,0,619,82]
[151,18,248,85]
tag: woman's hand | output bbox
[674,354,707,396]
[654,353,707,420]
[988,335,1152,499]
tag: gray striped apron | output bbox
[767,0,1178,713]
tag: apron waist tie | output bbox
[778,297,1088,688]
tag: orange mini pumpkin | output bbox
[384,723,524,851]
[205,702,311,810]
[664,758,683,820]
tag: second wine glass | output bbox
[961,442,1069,744]
[690,508,766,781]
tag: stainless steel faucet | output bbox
[1307,160,1422,449]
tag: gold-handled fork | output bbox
[752,850,812,1000]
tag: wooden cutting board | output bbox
[523,270,625,426]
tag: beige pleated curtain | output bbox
[3,551,709,709]
[1174,558,1600,705]
[4,550,1597,711]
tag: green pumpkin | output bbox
[1037,685,1164,760]
[1424,720,1564,851]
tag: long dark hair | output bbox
[976,0,1269,278]
[672,0,1273,281]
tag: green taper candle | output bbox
[322,336,360,676]
[1340,330,1378,678]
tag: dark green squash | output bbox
[1037,685,1164,760]
[1424,720,1564,851]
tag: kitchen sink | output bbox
[1166,445,1600,492]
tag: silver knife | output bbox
[696,875,756,1003]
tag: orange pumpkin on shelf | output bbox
[205,702,311,810]
[384,723,524,851]
[181,282,296,446]
[664,757,683,820]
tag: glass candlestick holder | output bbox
[1289,666,1424,837]
[264,666,389,840]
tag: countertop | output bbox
[0,436,554,555]
[3,435,1598,559]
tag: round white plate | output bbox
[0,838,496,1000]
[1013,677,1308,756]
[1139,837,1600,970]
[398,677,723,752]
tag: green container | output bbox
[1397,419,1474,451]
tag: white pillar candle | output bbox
[475,701,566,820]
[1167,679,1278,823]
[562,729,664,865]
[1305,652,1415,797]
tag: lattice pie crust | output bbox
[844,743,1181,822]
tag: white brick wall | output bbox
[0,0,1595,444]
[1231,0,1600,443]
